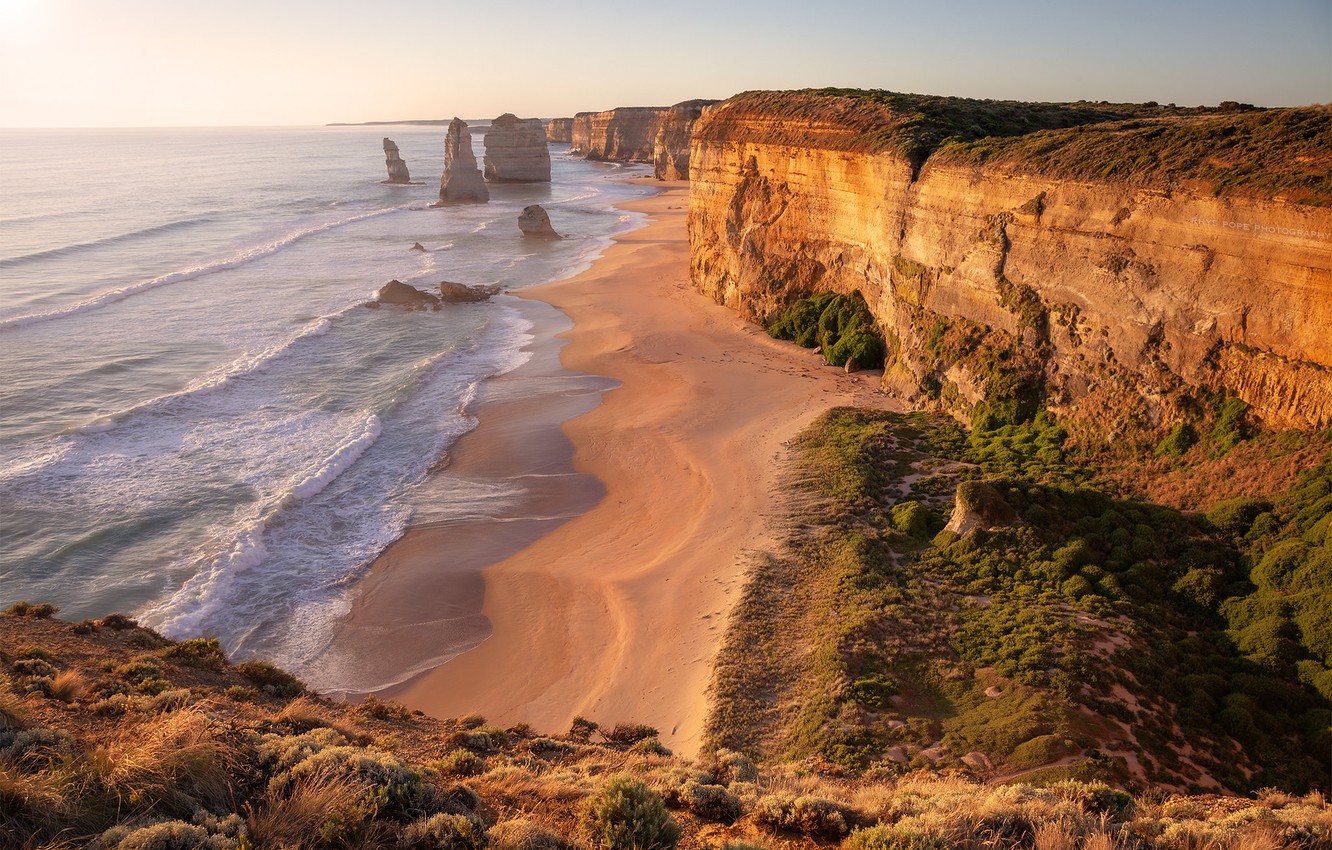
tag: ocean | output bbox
[0,124,651,685]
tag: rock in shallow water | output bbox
[439,281,501,303]
[372,279,441,310]
[382,138,412,184]
[518,205,560,239]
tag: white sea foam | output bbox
[0,206,409,330]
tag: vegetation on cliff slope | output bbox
[2,606,1329,849]
[707,408,1332,797]
[935,106,1332,205]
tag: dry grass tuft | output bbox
[245,765,368,849]
[48,670,86,704]
[76,705,236,815]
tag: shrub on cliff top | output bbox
[580,776,679,849]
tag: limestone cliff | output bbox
[436,118,489,205]
[484,113,551,182]
[570,106,668,162]
[382,137,412,183]
[689,91,1332,432]
[546,117,573,144]
[652,99,718,180]
[568,101,717,179]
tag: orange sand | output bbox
[386,181,898,754]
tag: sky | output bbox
[0,0,1328,127]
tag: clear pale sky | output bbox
[1,0,1328,127]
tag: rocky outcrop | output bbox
[546,118,573,144]
[371,280,440,310]
[518,205,560,239]
[382,138,412,184]
[483,114,551,182]
[439,281,500,303]
[689,91,1332,431]
[944,481,1017,537]
[652,100,717,180]
[435,118,489,205]
[410,242,425,252]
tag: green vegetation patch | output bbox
[769,290,886,370]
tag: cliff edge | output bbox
[689,90,1332,434]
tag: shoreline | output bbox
[358,178,898,754]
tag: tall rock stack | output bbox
[652,99,719,180]
[436,118,489,204]
[483,114,551,183]
[545,118,574,144]
[382,138,412,183]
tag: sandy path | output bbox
[391,180,897,754]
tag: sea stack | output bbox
[382,138,412,184]
[436,118,489,205]
[483,114,551,182]
[518,204,560,239]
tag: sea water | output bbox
[0,125,651,681]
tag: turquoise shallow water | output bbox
[0,125,651,680]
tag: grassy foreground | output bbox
[1,601,1328,848]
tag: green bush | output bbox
[165,638,227,669]
[580,776,679,849]
[1154,422,1197,457]
[769,291,885,369]
[1205,497,1271,537]
[235,661,306,698]
[400,813,486,850]
[891,501,932,537]
[844,825,948,850]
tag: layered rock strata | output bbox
[546,118,573,144]
[652,100,717,180]
[483,114,551,182]
[688,91,1332,430]
[435,118,489,205]
[569,101,717,180]
[382,138,412,183]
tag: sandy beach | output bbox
[361,180,898,754]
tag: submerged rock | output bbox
[439,281,501,303]
[483,113,551,183]
[371,279,440,310]
[518,205,560,239]
[435,118,489,205]
[382,138,412,184]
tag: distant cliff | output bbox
[689,90,1332,433]
[546,117,573,144]
[569,101,718,179]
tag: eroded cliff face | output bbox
[689,93,1332,431]
[653,100,719,180]
[571,106,667,162]
[546,117,573,144]
[569,101,717,179]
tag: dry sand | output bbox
[377,181,898,754]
